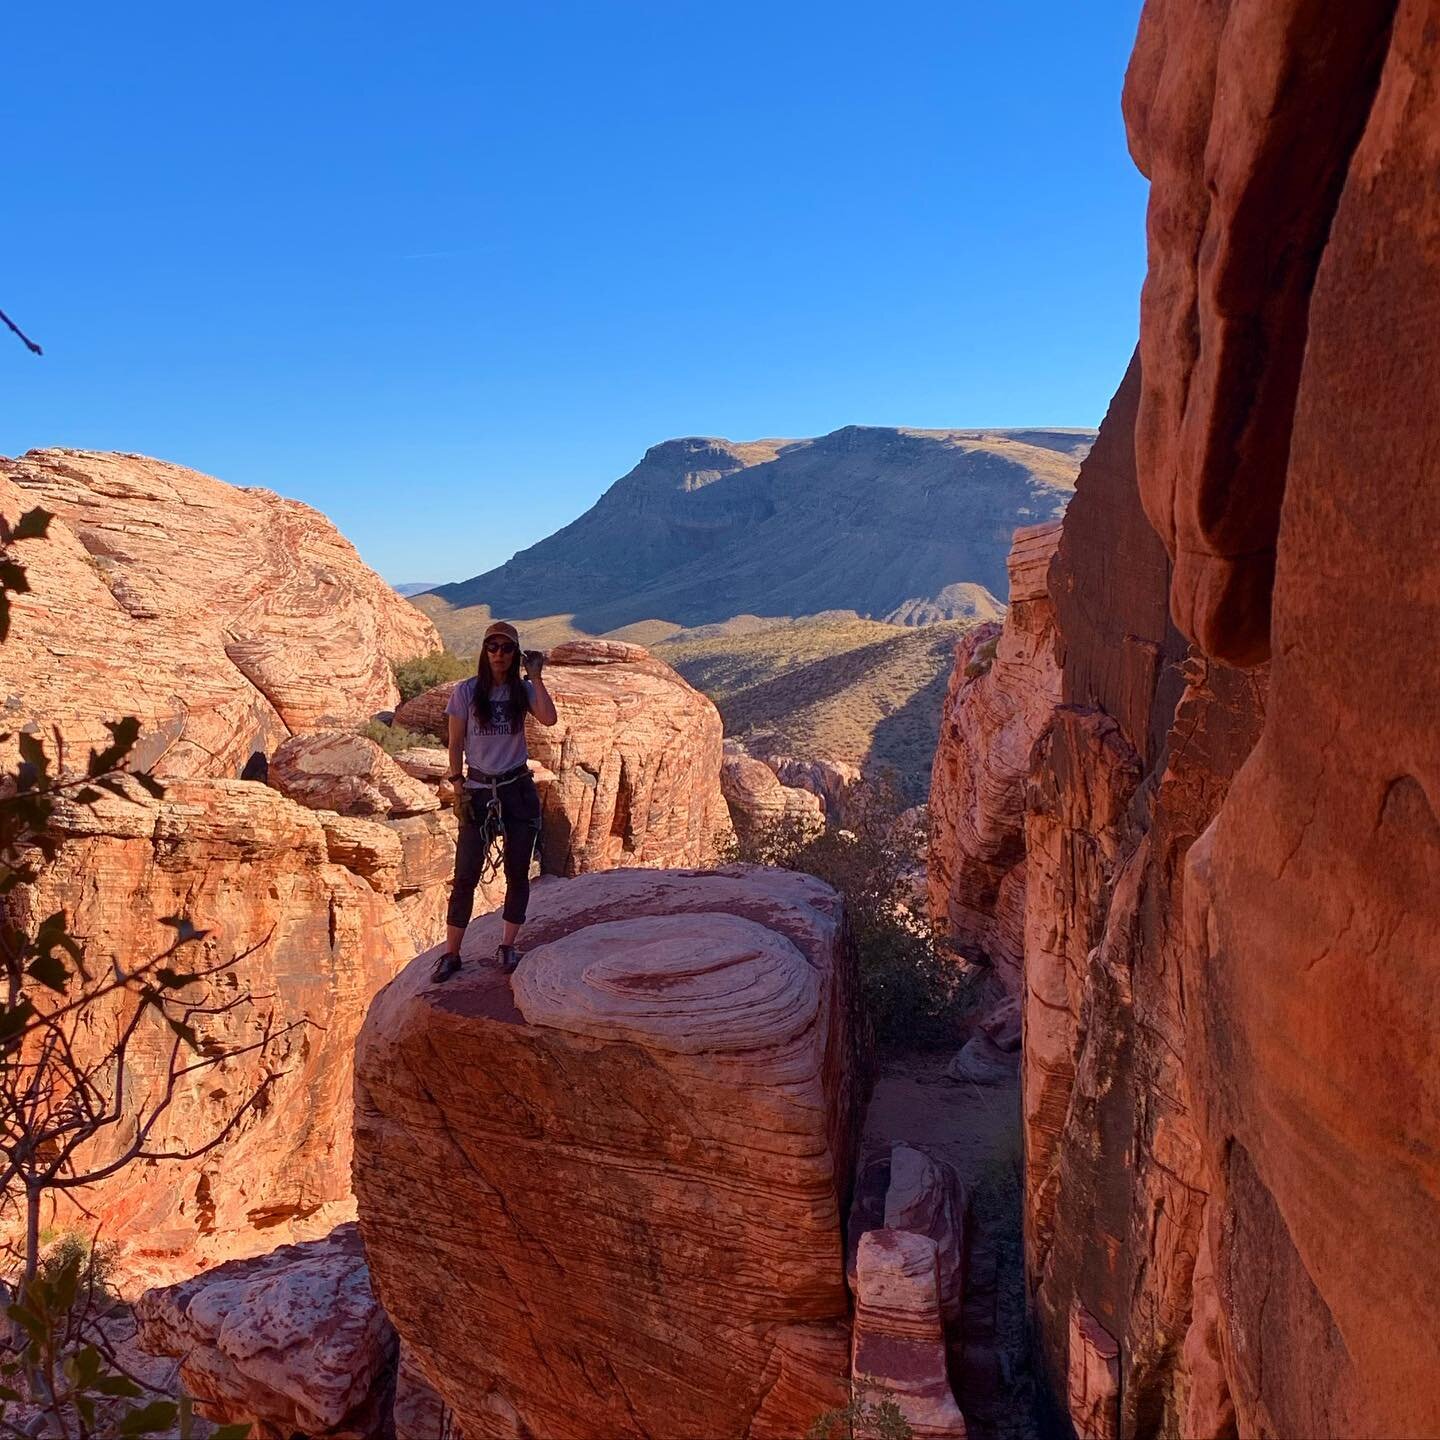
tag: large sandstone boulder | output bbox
[396,641,733,873]
[354,866,868,1440]
[135,1225,396,1439]
[721,750,824,849]
[269,731,439,817]
[759,754,863,824]
[927,521,1062,996]
[0,449,438,777]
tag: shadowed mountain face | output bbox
[429,426,1091,633]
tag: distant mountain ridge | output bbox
[424,425,1092,634]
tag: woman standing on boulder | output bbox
[433,620,558,981]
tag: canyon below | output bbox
[3,3,1440,1438]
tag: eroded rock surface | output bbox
[928,523,1062,997]
[925,11,1440,1434]
[396,642,733,874]
[0,449,437,776]
[852,1230,968,1440]
[269,731,439,817]
[0,452,455,1279]
[7,780,443,1276]
[354,866,867,1440]
[721,750,825,849]
[136,1225,396,1439]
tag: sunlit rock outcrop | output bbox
[927,522,1062,996]
[396,640,734,873]
[354,866,867,1440]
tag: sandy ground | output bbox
[861,1050,1046,1440]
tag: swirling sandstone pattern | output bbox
[353,866,868,1440]
[721,750,825,849]
[0,451,451,1278]
[0,449,438,776]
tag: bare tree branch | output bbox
[0,307,41,356]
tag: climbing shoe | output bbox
[431,951,461,984]
[496,944,521,974]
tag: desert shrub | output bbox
[964,635,1000,679]
[733,776,976,1054]
[808,1395,913,1440]
[393,649,470,702]
[358,718,433,756]
[37,1231,121,1315]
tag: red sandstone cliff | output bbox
[927,522,1062,998]
[2,455,728,1283]
[927,7,1440,1435]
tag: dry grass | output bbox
[413,593,978,798]
[654,615,975,798]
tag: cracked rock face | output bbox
[353,866,868,1440]
[8,779,442,1279]
[0,451,453,1281]
[136,1225,396,1439]
[927,521,1062,996]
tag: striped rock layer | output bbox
[354,866,868,1440]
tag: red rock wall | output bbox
[10,781,429,1280]
[1156,3,1440,1432]
[928,522,1063,997]
[1013,357,1266,1438]
[959,7,1440,1436]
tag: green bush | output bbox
[393,650,471,702]
[37,1231,121,1316]
[358,719,434,757]
[808,1395,913,1440]
[964,635,1000,679]
[732,776,976,1054]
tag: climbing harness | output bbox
[464,763,535,884]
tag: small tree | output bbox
[0,507,261,1434]
[392,650,470,703]
[808,1393,914,1440]
[734,774,975,1053]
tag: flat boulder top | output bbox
[512,911,819,1054]
[369,865,843,1039]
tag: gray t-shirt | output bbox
[445,677,536,782]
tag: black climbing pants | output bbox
[446,771,542,930]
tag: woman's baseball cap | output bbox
[483,620,520,646]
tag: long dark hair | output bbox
[472,648,531,733]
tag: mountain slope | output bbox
[426,425,1091,634]
[653,615,976,798]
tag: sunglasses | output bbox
[484,639,518,654]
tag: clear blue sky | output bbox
[2,2,1147,584]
